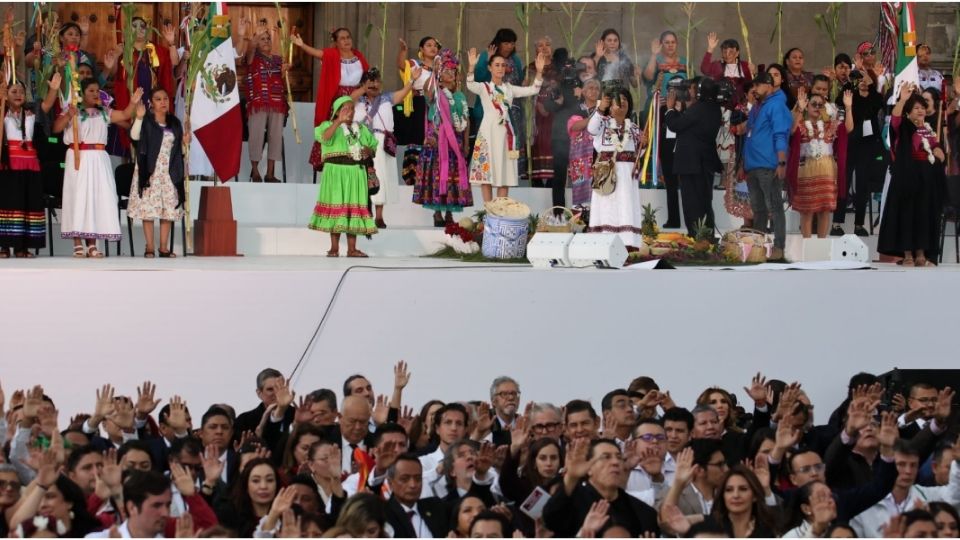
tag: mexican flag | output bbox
[190,2,242,181]
[891,2,918,102]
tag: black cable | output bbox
[288,263,530,384]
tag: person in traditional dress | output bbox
[308,96,378,258]
[567,79,601,210]
[700,33,753,107]
[473,29,527,180]
[592,29,637,87]
[0,74,60,258]
[294,28,369,172]
[787,90,854,238]
[351,65,420,228]
[395,36,439,186]
[528,37,557,187]
[466,48,547,203]
[25,19,104,99]
[413,49,472,226]
[643,31,688,99]
[878,83,947,266]
[783,48,814,106]
[240,26,289,183]
[587,89,648,249]
[53,80,142,258]
[128,88,186,258]
[643,31,687,203]
[103,17,178,154]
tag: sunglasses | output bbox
[809,101,825,109]
[861,48,876,56]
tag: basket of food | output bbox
[721,229,771,263]
[482,198,531,259]
[537,207,575,233]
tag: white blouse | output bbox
[340,58,363,86]
[4,113,36,141]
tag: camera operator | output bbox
[545,60,586,207]
[663,77,723,236]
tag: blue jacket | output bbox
[743,89,793,171]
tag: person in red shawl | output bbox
[103,17,178,153]
[292,28,369,171]
[786,88,853,238]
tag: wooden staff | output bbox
[183,116,192,253]
[68,51,80,170]
[285,37,300,144]
[274,3,300,144]
[736,2,753,67]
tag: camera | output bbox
[602,79,626,98]
[729,109,748,126]
[667,77,690,94]
[715,79,735,105]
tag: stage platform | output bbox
[3,254,958,429]
[39,181,960,263]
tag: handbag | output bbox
[367,164,380,196]
[591,150,617,195]
[383,131,398,157]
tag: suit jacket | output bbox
[385,496,451,538]
[542,481,659,538]
[663,101,723,176]
[490,417,513,447]
[824,425,940,491]
[654,483,706,516]
[234,403,295,444]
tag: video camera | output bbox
[601,79,627,99]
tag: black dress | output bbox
[877,116,945,261]
[0,108,46,251]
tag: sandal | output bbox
[144,249,156,258]
[86,245,104,259]
[326,249,339,258]
[347,250,368,258]
[73,245,86,258]
[375,218,387,229]
[158,249,177,258]
[915,257,934,267]
[14,251,35,259]
[433,212,445,227]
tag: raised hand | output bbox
[467,48,480,68]
[175,513,194,539]
[93,384,116,423]
[882,514,906,538]
[651,37,662,55]
[170,461,197,496]
[660,502,692,536]
[279,508,300,538]
[578,499,610,538]
[270,485,297,517]
[372,394,389,426]
[877,411,899,449]
[845,393,873,436]
[275,378,295,411]
[476,441,496,476]
[36,446,60,488]
[486,44,497,58]
[162,23,177,47]
[565,437,592,481]
[100,448,122,495]
[809,489,836,534]
[103,47,120,72]
[843,89,853,109]
[291,34,304,48]
[595,39,605,59]
[673,446,697,486]
[934,387,955,423]
[750,454,771,493]
[534,52,547,75]
[397,406,415,434]
[135,102,147,119]
[706,32,719,52]
[293,395,315,425]
[202,443,224,485]
[398,38,408,56]
[22,385,44,421]
[774,382,802,422]
[375,439,401,474]
[136,381,161,420]
[78,15,91,37]
[744,372,769,405]
[393,360,411,391]
[166,396,188,433]
[48,72,63,94]
[132,87,144,104]
[474,401,494,438]
[796,87,808,111]
[110,397,136,431]
[510,415,529,454]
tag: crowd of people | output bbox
[0,12,957,261]
[1,365,959,538]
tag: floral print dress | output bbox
[128,130,183,221]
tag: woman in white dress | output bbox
[466,48,548,203]
[350,66,420,228]
[587,89,648,248]
[53,79,141,258]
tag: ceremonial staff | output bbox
[275,2,300,144]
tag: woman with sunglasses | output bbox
[413,49,473,226]
[787,89,854,238]
[103,17,178,154]
[854,42,891,93]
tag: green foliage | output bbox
[555,3,599,58]
[814,3,844,64]
[769,2,783,61]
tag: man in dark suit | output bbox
[197,406,239,487]
[385,454,451,538]
[663,77,723,237]
[325,395,377,476]
[233,368,295,444]
[489,376,521,447]
[543,438,659,537]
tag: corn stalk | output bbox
[630,4,642,111]
[120,3,140,95]
[555,3,599,58]
[455,2,466,55]
[736,3,753,67]
[36,8,59,101]
[769,2,783,63]
[953,6,960,79]
[814,3,843,69]
[665,4,704,77]
[274,2,300,144]
[515,2,539,179]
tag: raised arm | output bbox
[643,38,661,81]
[396,38,409,72]
[40,73,62,114]
[235,18,251,61]
[465,48,484,94]
[292,34,323,60]
[843,90,855,134]
[110,87,144,124]
[392,66,421,105]
[892,81,915,118]
[511,52,547,99]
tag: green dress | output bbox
[309,121,379,235]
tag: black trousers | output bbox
[552,150,569,208]
[661,147,681,225]
[680,171,716,236]
[833,142,885,226]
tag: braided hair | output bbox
[0,81,33,168]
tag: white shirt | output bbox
[626,453,677,493]
[342,469,390,499]
[355,96,395,133]
[850,461,960,538]
[341,437,366,475]
[340,58,363,87]
[85,521,162,538]
[4,113,35,141]
[896,414,930,430]
[400,502,435,538]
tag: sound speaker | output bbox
[568,233,628,269]
[527,233,575,268]
[799,235,870,263]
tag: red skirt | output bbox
[793,156,837,213]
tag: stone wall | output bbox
[317,2,954,93]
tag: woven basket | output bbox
[721,228,769,263]
[536,206,575,233]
